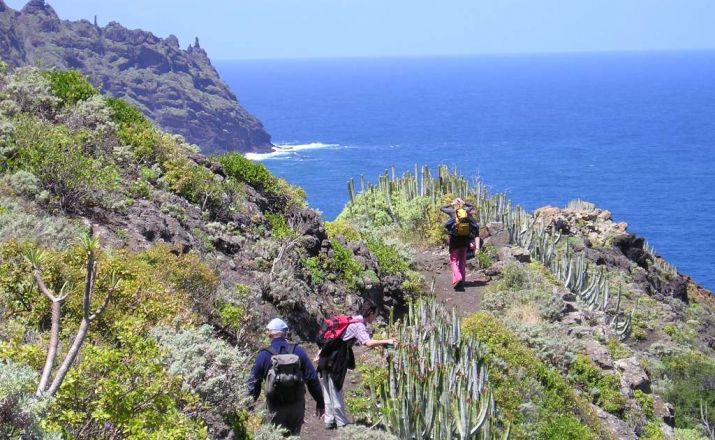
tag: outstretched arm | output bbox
[440,205,456,216]
[365,337,396,348]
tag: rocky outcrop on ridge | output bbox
[0,0,273,153]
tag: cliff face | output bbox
[0,0,273,154]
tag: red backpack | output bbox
[316,315,363,349]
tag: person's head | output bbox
[266,318,288,339]
[358,299,378,323]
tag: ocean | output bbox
[215,51,715,291]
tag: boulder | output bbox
[653,395,675,428]
[615,357,651,393]
[484,222,509,248]
[584,341,614,370]
[496,247,514,262]
[510,246,531,263]
[590,403,637,440]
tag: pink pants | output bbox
[449,247,467,286]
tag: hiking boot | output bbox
[325,421,337,430]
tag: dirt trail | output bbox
[299,246,487,438]
[416,247,487,317]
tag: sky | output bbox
[6,0,715,60]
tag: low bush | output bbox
[10,117,119,211]
[325,219,362,242]
[367,238,409,275]
[656,351,715,429]
[0,359,53,439]
[217,152,305,211]
[42,69,97,106]
[569,354,627,418]
[463,312,600,439]
[44,322,208,439]
[327,239,364,288]
[105,96,151,127]
[303,256,325,284]
[266,212,293,239]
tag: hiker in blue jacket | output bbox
[247,318,325,435]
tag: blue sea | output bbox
[216,51,715,291]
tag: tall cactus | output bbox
[373,299,505,439]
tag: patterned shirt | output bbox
[342,315,370,345]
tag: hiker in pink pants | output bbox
[441,198,479,290]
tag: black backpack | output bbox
[263,344,304,404]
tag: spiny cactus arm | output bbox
[469,389,492,437]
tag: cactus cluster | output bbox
[508,216,633,340]
[643,241,678,277]
[346,165,634,340]
[565,199,596,212]
[346,165,514,228]
[371,300,508,439]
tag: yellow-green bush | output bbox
[42,70,97,106]
[569,354,627,418]
[463,312,601,439]
[325,219,362,242]
[9,117,119,210]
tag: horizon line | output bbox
[214,47,715,63]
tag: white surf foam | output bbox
[245,142,339,161]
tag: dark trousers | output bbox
[267,394,305,436]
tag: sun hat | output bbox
[266,318,289,332]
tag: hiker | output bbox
[315,300,396,430]
[247,318,325,436]
[441,198,479,289]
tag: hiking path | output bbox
[299,245,487,439]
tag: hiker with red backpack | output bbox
[441,198,480,290]
[315,300,396,430]
[247,318,325,436]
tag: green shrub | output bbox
[162,158,220,209]
[152,325,250,413]
[217,153,306,212]
[367,238,409,275]
[657,351,715,429]
[42,69,97,106]
[634,389,655,420]
[303,256,325,284]
[218,152,276,193]
[105,96,150,127]
[266,212,293,239]
[537,415,595,440]
[0,359,53,439]
[463,312,600,439]
[570,354,627,418]
[642,421,667,440]
[44,323,208,439]
[674,428,709,440]
[326,219,362,242]
[10,117,119,211]
[328,240,364,288]
[606,339,631,360]
[501,262,530,290]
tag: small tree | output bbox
[25,230,119,397]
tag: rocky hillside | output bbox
[0,64,415,438]
[0,0,273,154]
[336,168,715,439]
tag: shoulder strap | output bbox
[262,346,279,356]
[288,343,297,355]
